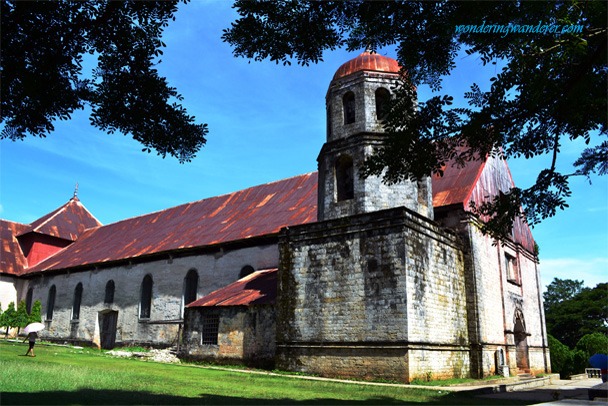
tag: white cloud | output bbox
[540,257,608,290]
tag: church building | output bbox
[1,52,550,382]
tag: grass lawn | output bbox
[0,341,529,405]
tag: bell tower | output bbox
[317,51,433,221]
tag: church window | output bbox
[343,92,356,124]
[505,253,520,285]
[26,288,34,314]
[72,283,83,321]
[46,285,56,321]
[239,265,255,279]
[375,87,391,120]
[104,280,115,304]
[183,269,199,311]
[201,314,219,345]
[335,155,354,201]
[140,275,153,319]
[417,179,428,205]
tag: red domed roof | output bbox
[333,52,400,81]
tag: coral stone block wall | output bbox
[21,243,278,347]
[183,305,276,368]
[277,207,467,382]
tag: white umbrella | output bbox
[23,322,45,334]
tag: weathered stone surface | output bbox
[24,243,278,347]
[183,304,276,368]
[277,207,468,381]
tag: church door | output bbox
[100,311,118,350]
[514,314,529,371]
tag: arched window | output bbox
[335,155,354,201]
[375,87,391,120]
[343,92,356,124]
[140,275,153,319]
[104,280,115,304]
[239,265,255,279]
[46,285,56,321]
[183,269,199,308]
[25,288,34,313]
[72,283,83,321]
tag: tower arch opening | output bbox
[335,155,354,201]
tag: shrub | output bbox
[28,300,42,323]
[575,332,608,360]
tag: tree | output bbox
[575,333,608,358]
[223,1,607,239]
[28,300,42,324]
[15,300,30,336]
[1,0,207,163]
[544,281,608,348]
[543,278,585,314]
[1,302,17,338]
[547,334,584,378]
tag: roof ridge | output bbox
[73,198,103,228]
[29,200,71,233]
[100,172,318,228]
[0,218,30,226]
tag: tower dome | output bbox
[318,51,433,222]
[332,51,400,81]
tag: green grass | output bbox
[0,341,529,405]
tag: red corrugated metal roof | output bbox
[1,220,29,275]
[12,157,536,276]
[432,158,486,208]
[333,52,400,81]
[188,269,277,307]
[433,154,535,252]
[25,173,318,274]
[19,197,102,241]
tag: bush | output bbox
[548,334,589,378]
[575,332,608,360]
[1,302,16,337]
[28,300,42,323]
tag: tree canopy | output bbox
[1,0,207,163]
[544,279,608,348]
[224,0,607,239]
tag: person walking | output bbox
[23,331,37,357]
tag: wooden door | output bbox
[100,311,118,350]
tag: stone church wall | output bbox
[455,217,549,377]
[182,304,276,368]
[277,206,468,382]
[0,275,19,312]
[21,243,278,347]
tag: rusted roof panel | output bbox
[433,154,535,252]
[20,197,102,241]
[1,220,29,275]
[26,174,318,274]
[432,158,485,209]
[333,52,400,81]
[188,269,277,307]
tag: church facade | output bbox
[1,52,550,382]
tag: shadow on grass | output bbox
[0,389,533,405]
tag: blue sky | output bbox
[1,1,606,290]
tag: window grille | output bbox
[201,314,219,345]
